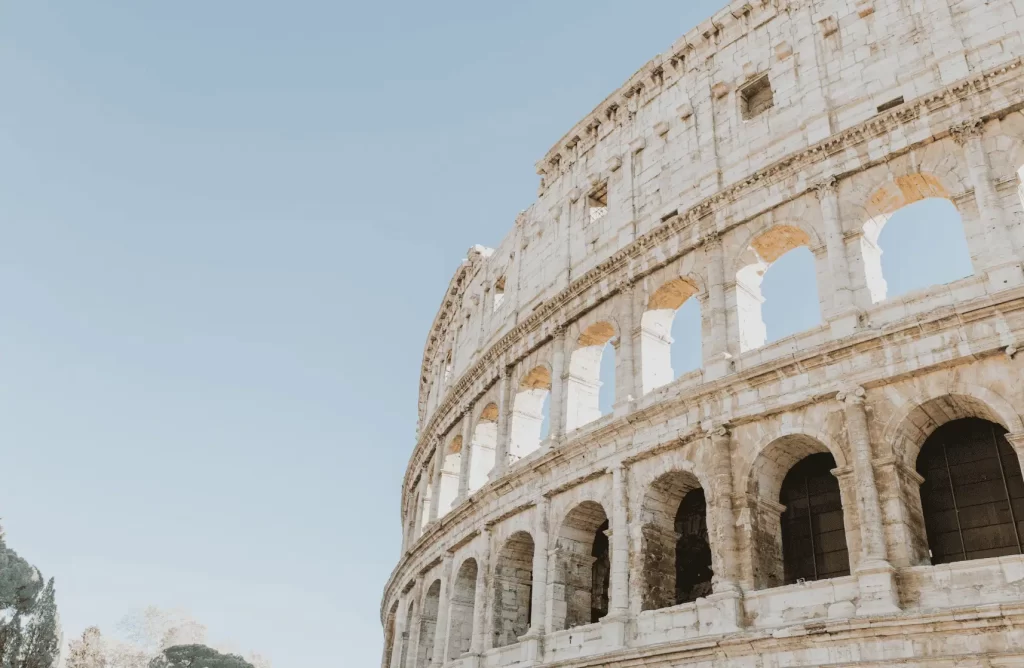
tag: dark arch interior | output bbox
[675,488,713,604]
[780,452,850,584]
[916,417,1024,565]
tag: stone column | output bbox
[838,386,901,615]
[702,232,733,380]
[469,529,491,657]
[952,119,1024,289]
[603,464,629,648]
[548,327,568,440]
[405,577,425,668]
[613,283,637,415]
[491,366,513,481]
[457,410,474,502]
[428,440,443,523]
[429,554,454,668]
[389,594,408,668]
[708,424,739,591]
[814,176,861,336]
[522,497,549,662]
[412,474,426,543]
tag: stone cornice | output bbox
[406,58,1024,508]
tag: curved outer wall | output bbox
[385,0,1024,666]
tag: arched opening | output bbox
[860,175,973,303]
[867,197,972,301]
[382,601,398,668]
[493,276,506,311]
[443,350,453,385]
[737,225,821,351]
[639,471,712,611]
[419,483,432,535]
[566,322,616,432]
[446,559,478,661]
[399,600,415,668]
[416,580,441,668]
[509,366,551,463]
[552,501,610,630]
[437,436,462,517]
[780,453,850,584]
[640,278,702,394]
[916,418,1024,564]
[492,531,535,648]
[469,404,498,492]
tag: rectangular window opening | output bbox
[588,182,608,224]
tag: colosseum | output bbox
[380,0,1024,665]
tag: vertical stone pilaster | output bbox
[428,440,443,523]
[814,176,861,337]
[405,577,424,668]
[457,409,474,502]
[491,366,513,480]
[523,496,549,662]
[549,327,568,440]
[389,594,408,668]
[709,424,739,591]
[469,529,491,656]
[702,232,733,380]
[614,282,637,414]
[603,464,629,648]
[430,554,454,668]
[952,119,1024,289]
[838,386,901,615]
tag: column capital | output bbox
[837,385,866,406]
[812,175,838,198]
[950,118,984,145]
[700,230,723,250]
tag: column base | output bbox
[612,398,635,418]
[698,590,743,635]
[519,630,543,664]
[855,560,901,616]
[703,353,734,382]
[828,306,864,339]
[601,613,628,650]
[985,261,1024,293]
[459,653,482,668]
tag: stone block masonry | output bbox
[382,0,1024,666]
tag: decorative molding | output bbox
[949,118,985,145]
[408,58,1024,508]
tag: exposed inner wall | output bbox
[416,0,1024,433]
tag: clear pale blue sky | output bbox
[0,2,970,666]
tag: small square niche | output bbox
[740,75,774,120]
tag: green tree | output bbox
[19,579,59,668]
[148,645,254,668]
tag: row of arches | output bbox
[429,187,981,426]
[429,197,979,508]
[389,415,1024,666]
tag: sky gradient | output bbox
[0,2,972,666]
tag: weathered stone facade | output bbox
[381,0,1024,665]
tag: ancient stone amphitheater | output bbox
[380,0,1024,665]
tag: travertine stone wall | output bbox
[383,0,1024,666]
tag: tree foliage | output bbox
[66,627,107,668]
[148,645,253,668]
[0,527,59,668]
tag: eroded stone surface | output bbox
[382,0,1024,666]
